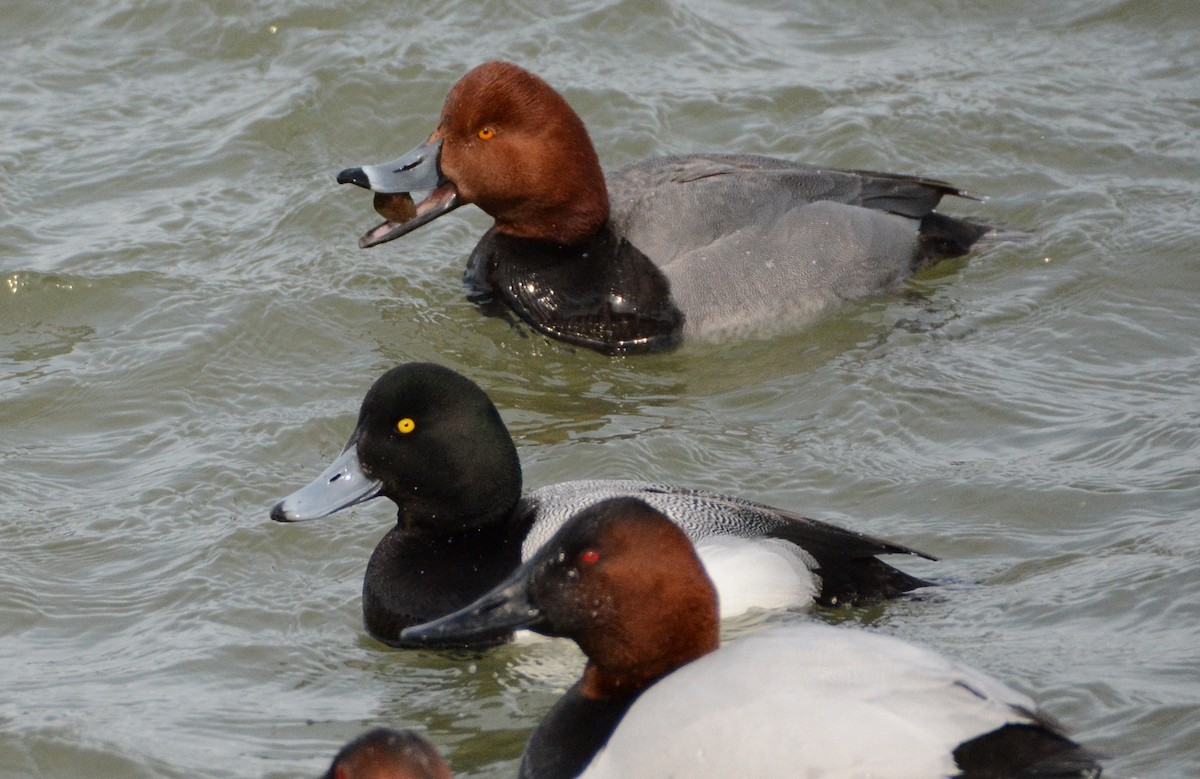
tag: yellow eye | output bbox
[397,418,415,434]
[477,127,495,140]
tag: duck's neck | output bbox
[362,506,533,647]
[493,185,608,245]
[578,623,719,703]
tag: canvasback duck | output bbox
[336,61,1007,354]
[324,727,451,779]
[401,497,1102,779]
[270,363,933,647]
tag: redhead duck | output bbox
[401,497,1102,779]
[270,363,933,647]
[324,728,451,779]
[336,61,1005,354]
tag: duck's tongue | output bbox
[356,185,461,248]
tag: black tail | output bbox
[954,723,1103,778]
[763,518,937,606]
[915,212,996,268]
[813,556,934,607]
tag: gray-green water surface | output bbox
[2,0,1198,776]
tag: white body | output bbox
[583,624,1044,779]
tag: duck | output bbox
[270,362,934,647]
[323,727,451,779]
[400,496,1102,779]
[336,60,1010,354]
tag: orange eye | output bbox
[396,418,415,434]
[580,549,600,565]
[477,127,495,140]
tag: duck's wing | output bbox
[522,480,934,606]
[609,153,972,230]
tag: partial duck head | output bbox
[339,61,610,247]
[323,727,452,779]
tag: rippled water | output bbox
[2,0,1198,776]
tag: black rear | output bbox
[954,722,1104,778]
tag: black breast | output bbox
[463,225,684,354]
[518,683,635,779]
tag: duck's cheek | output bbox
[436,155,476,204]
[441,139,522,207]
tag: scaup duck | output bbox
[271,363,933,647]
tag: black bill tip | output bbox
[337,167,370,188]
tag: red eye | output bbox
[580,549,600,565]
